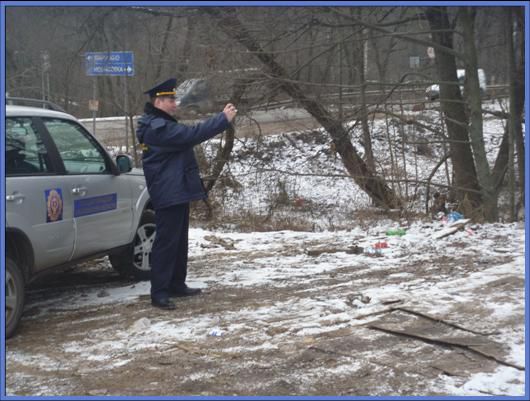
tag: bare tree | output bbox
[205,7,401,209]
[6,5,522,221]
[457,7,497,220]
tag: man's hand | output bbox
[223,103,238,122]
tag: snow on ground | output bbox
[199,102,520,229]
[6,221,525,396]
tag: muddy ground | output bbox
[5,224,526,396]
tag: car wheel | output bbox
[110,210,156,281]
[6,257,25,339]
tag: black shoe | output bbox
[169,286,202,298]
[151,298,176,310]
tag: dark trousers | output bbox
[150,203,190,301]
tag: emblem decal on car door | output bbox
[45,188,63,222]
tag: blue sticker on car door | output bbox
[74,193,117,217]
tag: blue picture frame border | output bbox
[1,1,528,400]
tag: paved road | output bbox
[80,84,508,149]
[79,108,318,148]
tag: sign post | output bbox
[85,51,134,144]
[91,81,97,137]
[85,52,134,77]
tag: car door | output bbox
[41,117,133,260]
[5,116,75,271]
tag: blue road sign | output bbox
[85,51,134,76]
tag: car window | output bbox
[6,117,52,175]
[196,80,207,92]
[42,118,109,174]
[176,79,195,97]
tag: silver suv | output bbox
[5,99,155,338]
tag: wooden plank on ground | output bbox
[368,323,524,371]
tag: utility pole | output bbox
[92,79,97,137]
[124,73,129,153]
[41,50,50,102]
[338,40,343,122]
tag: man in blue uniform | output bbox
[137,78,237,310]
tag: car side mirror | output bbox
[116,154,133,173]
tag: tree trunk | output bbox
[425,7,482,213]
[207,8,401,209]
[176,16,195,83]
[203,79,251,192]
[513,7,525,214]
[492,122,510,191]
[459,7,497,221]
[356,24,375,173]
[154,16,174,82]
[491,10,525,210]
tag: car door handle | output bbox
[71,186,87,196]
[6,193,25,203]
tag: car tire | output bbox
[6,257,25,339]
[110,209,156,281]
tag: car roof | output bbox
[6,105,78,122]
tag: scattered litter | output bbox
[203,235,236,250]
[386,228,407,236]
[448,218,471,228]
[447,211,464,223]
[208,328,224,337]
[435,211,446,220]
[374,241,388,249]
[364,247,383,257]
[359,295,371,304]
[348,244,364,254]
[432,226,460,240]
[347,293,372,307]
[432,218,472,239]
[130,317,151,332]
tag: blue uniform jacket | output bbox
[137,102,230,209]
